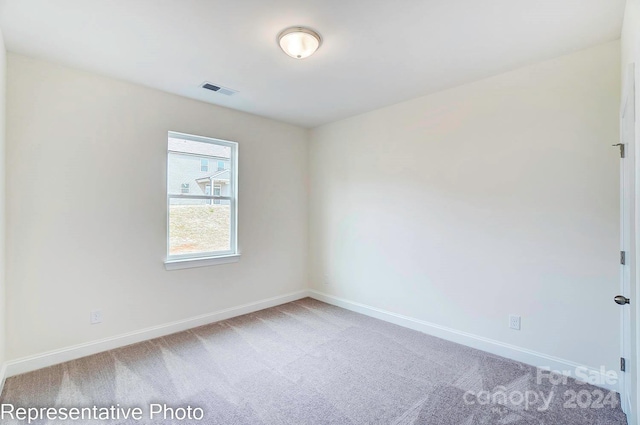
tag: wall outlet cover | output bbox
[509,315,521,330]
[90,310,103,325]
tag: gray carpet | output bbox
[0,298,628,424]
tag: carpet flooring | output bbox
[0,298,628,424]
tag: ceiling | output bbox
[0,0,626,128]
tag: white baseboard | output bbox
[0,362,6,395]
[2,290,310,381]
[0,289,620,398]
[308,290,620,393]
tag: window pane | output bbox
[168,136,231,196]
[169,198,230,255]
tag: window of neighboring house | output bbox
[166,131,238,268]
[213,184,222,205]
[201,159,209,172]
[205,184,212,206]
[217,160,225,171]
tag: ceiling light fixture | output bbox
[277,26,322,59]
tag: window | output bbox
[205,184,212,205]
[217,160,225,171]
[166,131,238,268]
[213,184,222,205]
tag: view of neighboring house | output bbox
[168,136,231,205]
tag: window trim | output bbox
[165,131,239,269]
[164,253,241,270]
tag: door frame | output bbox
[621,61,637,424]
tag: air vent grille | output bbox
[202,83,220,92]
[201,82,238,96]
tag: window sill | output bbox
[164,254,241,270]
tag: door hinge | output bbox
[621,251,626,265]
[621,357,626,372]
[613,143,625,158]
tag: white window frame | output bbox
[164,131,239,270]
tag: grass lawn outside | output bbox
[169,204,230,255]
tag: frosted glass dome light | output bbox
[278,27,322,59]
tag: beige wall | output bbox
[0,26,6,367]
[309,41,621,372]
[1,35,624,382]
[5,54,308,360]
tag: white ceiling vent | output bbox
[201,82,238,96]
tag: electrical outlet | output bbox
[90,310,103,325]
[509,315,521,330]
